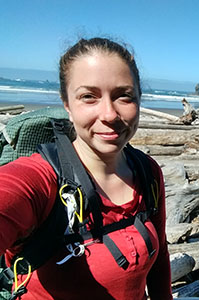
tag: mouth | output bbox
[95,131,121,140]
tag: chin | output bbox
[91,142,125,157]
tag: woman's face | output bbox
[64,52,140,156]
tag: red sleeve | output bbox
[146,157,173,300]
[0,153,57,255]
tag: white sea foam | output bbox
[142,93,199,103]
[0,85,59,94]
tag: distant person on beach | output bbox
[0,37,173,299]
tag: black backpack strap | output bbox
[39,119,104,234]
[38,120,128,268]
[0,255,14,292]
[134,214,156,258]
[103,235,129,269]
[124,144,157,214]
[30,122,156,272]
[123,144,158,258]
[11,182,68,274]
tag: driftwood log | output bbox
[0,104,25,114]
[140,107,179,122]
[179,98,198,125]
[134,103,199,298]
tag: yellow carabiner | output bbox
[59,184,83,223]
[13,257,32,293]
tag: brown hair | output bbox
[59,37,141,102]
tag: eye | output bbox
[80,93,97,103]
[118,93,137,103]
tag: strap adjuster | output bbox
[2,267,14,281]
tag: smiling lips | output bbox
[95,131,122,140]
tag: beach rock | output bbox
[170,253,195,283]
[173,298,199,300]
[172,280,199,298]
[168,241,199,271]
[195,83,199,95]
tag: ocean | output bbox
[0,77,199,111]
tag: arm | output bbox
[146,159,173,300]
[0,154,57,257]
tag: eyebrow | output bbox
[75,85,135,92]
[75,86,97,92]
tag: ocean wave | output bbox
[142,93,199,103]
[0,85,59,94]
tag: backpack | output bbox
[0,107,158,300]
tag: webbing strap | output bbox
[103,235,129,269]
[51,120,103,231]
[134,216,156,258]
[124,144,155,213]
[0,266,14,291]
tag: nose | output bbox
[99,97,119,123]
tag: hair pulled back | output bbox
[59,37,141,102]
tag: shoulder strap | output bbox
[38,120,130,267]
[123,144,158,258]
[0,255,14,292]
[38,119,104,236]
[124,143,157,214]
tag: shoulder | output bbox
[1,153,57,181]
[125,145,164,193]
[125,144,162,176]
[0,153,58,228]
[0,154,58,254]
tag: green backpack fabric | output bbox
[0,106,69,166]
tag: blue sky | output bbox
[0,0,199,87]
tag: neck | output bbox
[73,138,125,178]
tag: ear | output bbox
[63,102,73,123]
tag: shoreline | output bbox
[0,102,184,117]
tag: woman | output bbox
[0,37,173,299]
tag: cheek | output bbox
[70,109,95,132]
[69,104,98,128]
[125,104,140,123]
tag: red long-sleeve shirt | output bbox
[0,152,172,300]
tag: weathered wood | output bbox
[167,223,199,244]
[131,127,199,148]
[170,253,195,283]
[0,104,25,112]
[172,280,199,297]
[140,107,179,122]
[178,98,198,125]
[165,181,199,227]
[135,144,185,156]
[139,121,199,130]
[168,242,199,271]
[167,223,194,244]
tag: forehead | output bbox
[68,52,135,87]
